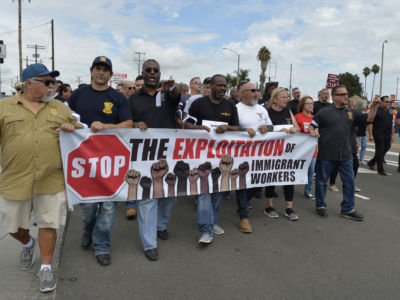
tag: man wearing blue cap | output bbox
[69,56,133,266]
[0,63,81,293]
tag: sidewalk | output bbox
[0,212,67,300]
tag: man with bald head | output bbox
[123,81,136,99]
[313,88,331,115]
[235,82,273,232]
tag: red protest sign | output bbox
[326,74,339,89]
[67,135,130,199]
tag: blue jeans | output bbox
[80,201,118,256]
[315,160,355,213]
[357,136,367,162]
[125,200,136,209]
[304,156,316,194]
[136,197,177,251]
[236,189,249,219]
[197,192,223,236]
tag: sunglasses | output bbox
[334,93,348,97]
[194,81,202,86]
[128,87,135,90]
[31,78,56,86]
[144,67,159,73]
[243,89,259,93]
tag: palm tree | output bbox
[362,67,370,98]
[236,69,250,86]
[257,46,271,96]
[370,64,380,101]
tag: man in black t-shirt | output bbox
[185,74,240,245]
[288,87,301,115]
[313,88,331,115]
[129,59,181,262]
[69,56,133,267]
[367,96,395,175]
[309,85,380,221]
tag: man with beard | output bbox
[69,56,133,267]
[129,59,181,261]
[184,74,240,245]
[235,82,273,232]
[0,63,81,292]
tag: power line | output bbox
[0,22,50,35]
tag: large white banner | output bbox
[60,129,317,209]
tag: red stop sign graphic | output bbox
[67,134,130,199]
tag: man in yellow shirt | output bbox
[0,63,81,293]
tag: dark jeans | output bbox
[315,160,355,213]
[353,153,359,178]
[330,166,339,185]
[236,188,258,219]
[369,139,391,172]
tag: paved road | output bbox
[1,137,399,299]
[55,138,400,300]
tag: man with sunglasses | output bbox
[122,81,136,99]
[0,63,82,293]
[129,59,181,261]
[367,96,395,175]
[308,85,380,220]
[69,56,133,267]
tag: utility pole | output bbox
[18,0,22,79]
[267,61,277,82]
[379,40,388,95]
[289,64,293,96]
[134,52,145,76]
[51,19,55,70]
[396,77,399,101]
[27,44,46,63]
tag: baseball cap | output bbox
[22,63,60,82]
[203,77,212,84]
[91,56,113,73]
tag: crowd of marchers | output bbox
[1,55,399,294]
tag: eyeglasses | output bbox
[384,101,390,103]
[144,67,159,73]
[243,89,259,93]
[127,87,135,90]
[194,81,202,86]
[31,78,56,86]
[334,93,348,97]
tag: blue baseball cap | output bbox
[91,56,113,73]
[22,63,60,82]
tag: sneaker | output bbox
[212,224,224,235]
[80,233,92,248]
[264,207,279,218]
[367,162,375,170]
[355,186,361,192]
[96,254,111,266]
[157,229,168,240]
[20,238,35,271]
[239,219,253,233]
[316,207,328,218]
[304,193,315,199]
[328,184,339,192]
[341,210,364,221]
[144,248,158,261]
[198,233,213,244]
[39,267,56,293]
[126,207,137,220]
[284,208,299,221]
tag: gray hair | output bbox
[355,100,367,112]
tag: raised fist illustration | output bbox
[211,167,222,193]
[125,169,141,185]
[165,173,176,198]
[151,159,169,181]
[173,161,190,196]
[238,162,249,190]
[140,176,152,200]
[198,162,212,178]
[219,154,233,173]
[189,168,200,195]
[230,169,239,190]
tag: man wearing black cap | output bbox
[69,56,133,266]
[0,63,81,293]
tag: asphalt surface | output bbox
[1,137,400,300]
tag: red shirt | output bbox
[295,112,317,157]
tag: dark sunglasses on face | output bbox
[243,89,259,93]
[128,87,135,90]
[334,93,348,97]
[144,67,159,73]
[32,78,56,86]
[194,81,202,86]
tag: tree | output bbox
[257,46,271,96]
[338,72,363,97]
[225,69,250,89]
[362,67,371,98]
[370,64,380,101]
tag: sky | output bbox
[0,0,399,99]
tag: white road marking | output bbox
[365,148,399,156]
[355,194,370,200]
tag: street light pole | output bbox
[379,40,388,95]
[222,47,240,88]
[396,77,399,101]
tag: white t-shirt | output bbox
[236,102,272,130]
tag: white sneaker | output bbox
[212,224,225,235]
[198,233,213,244]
